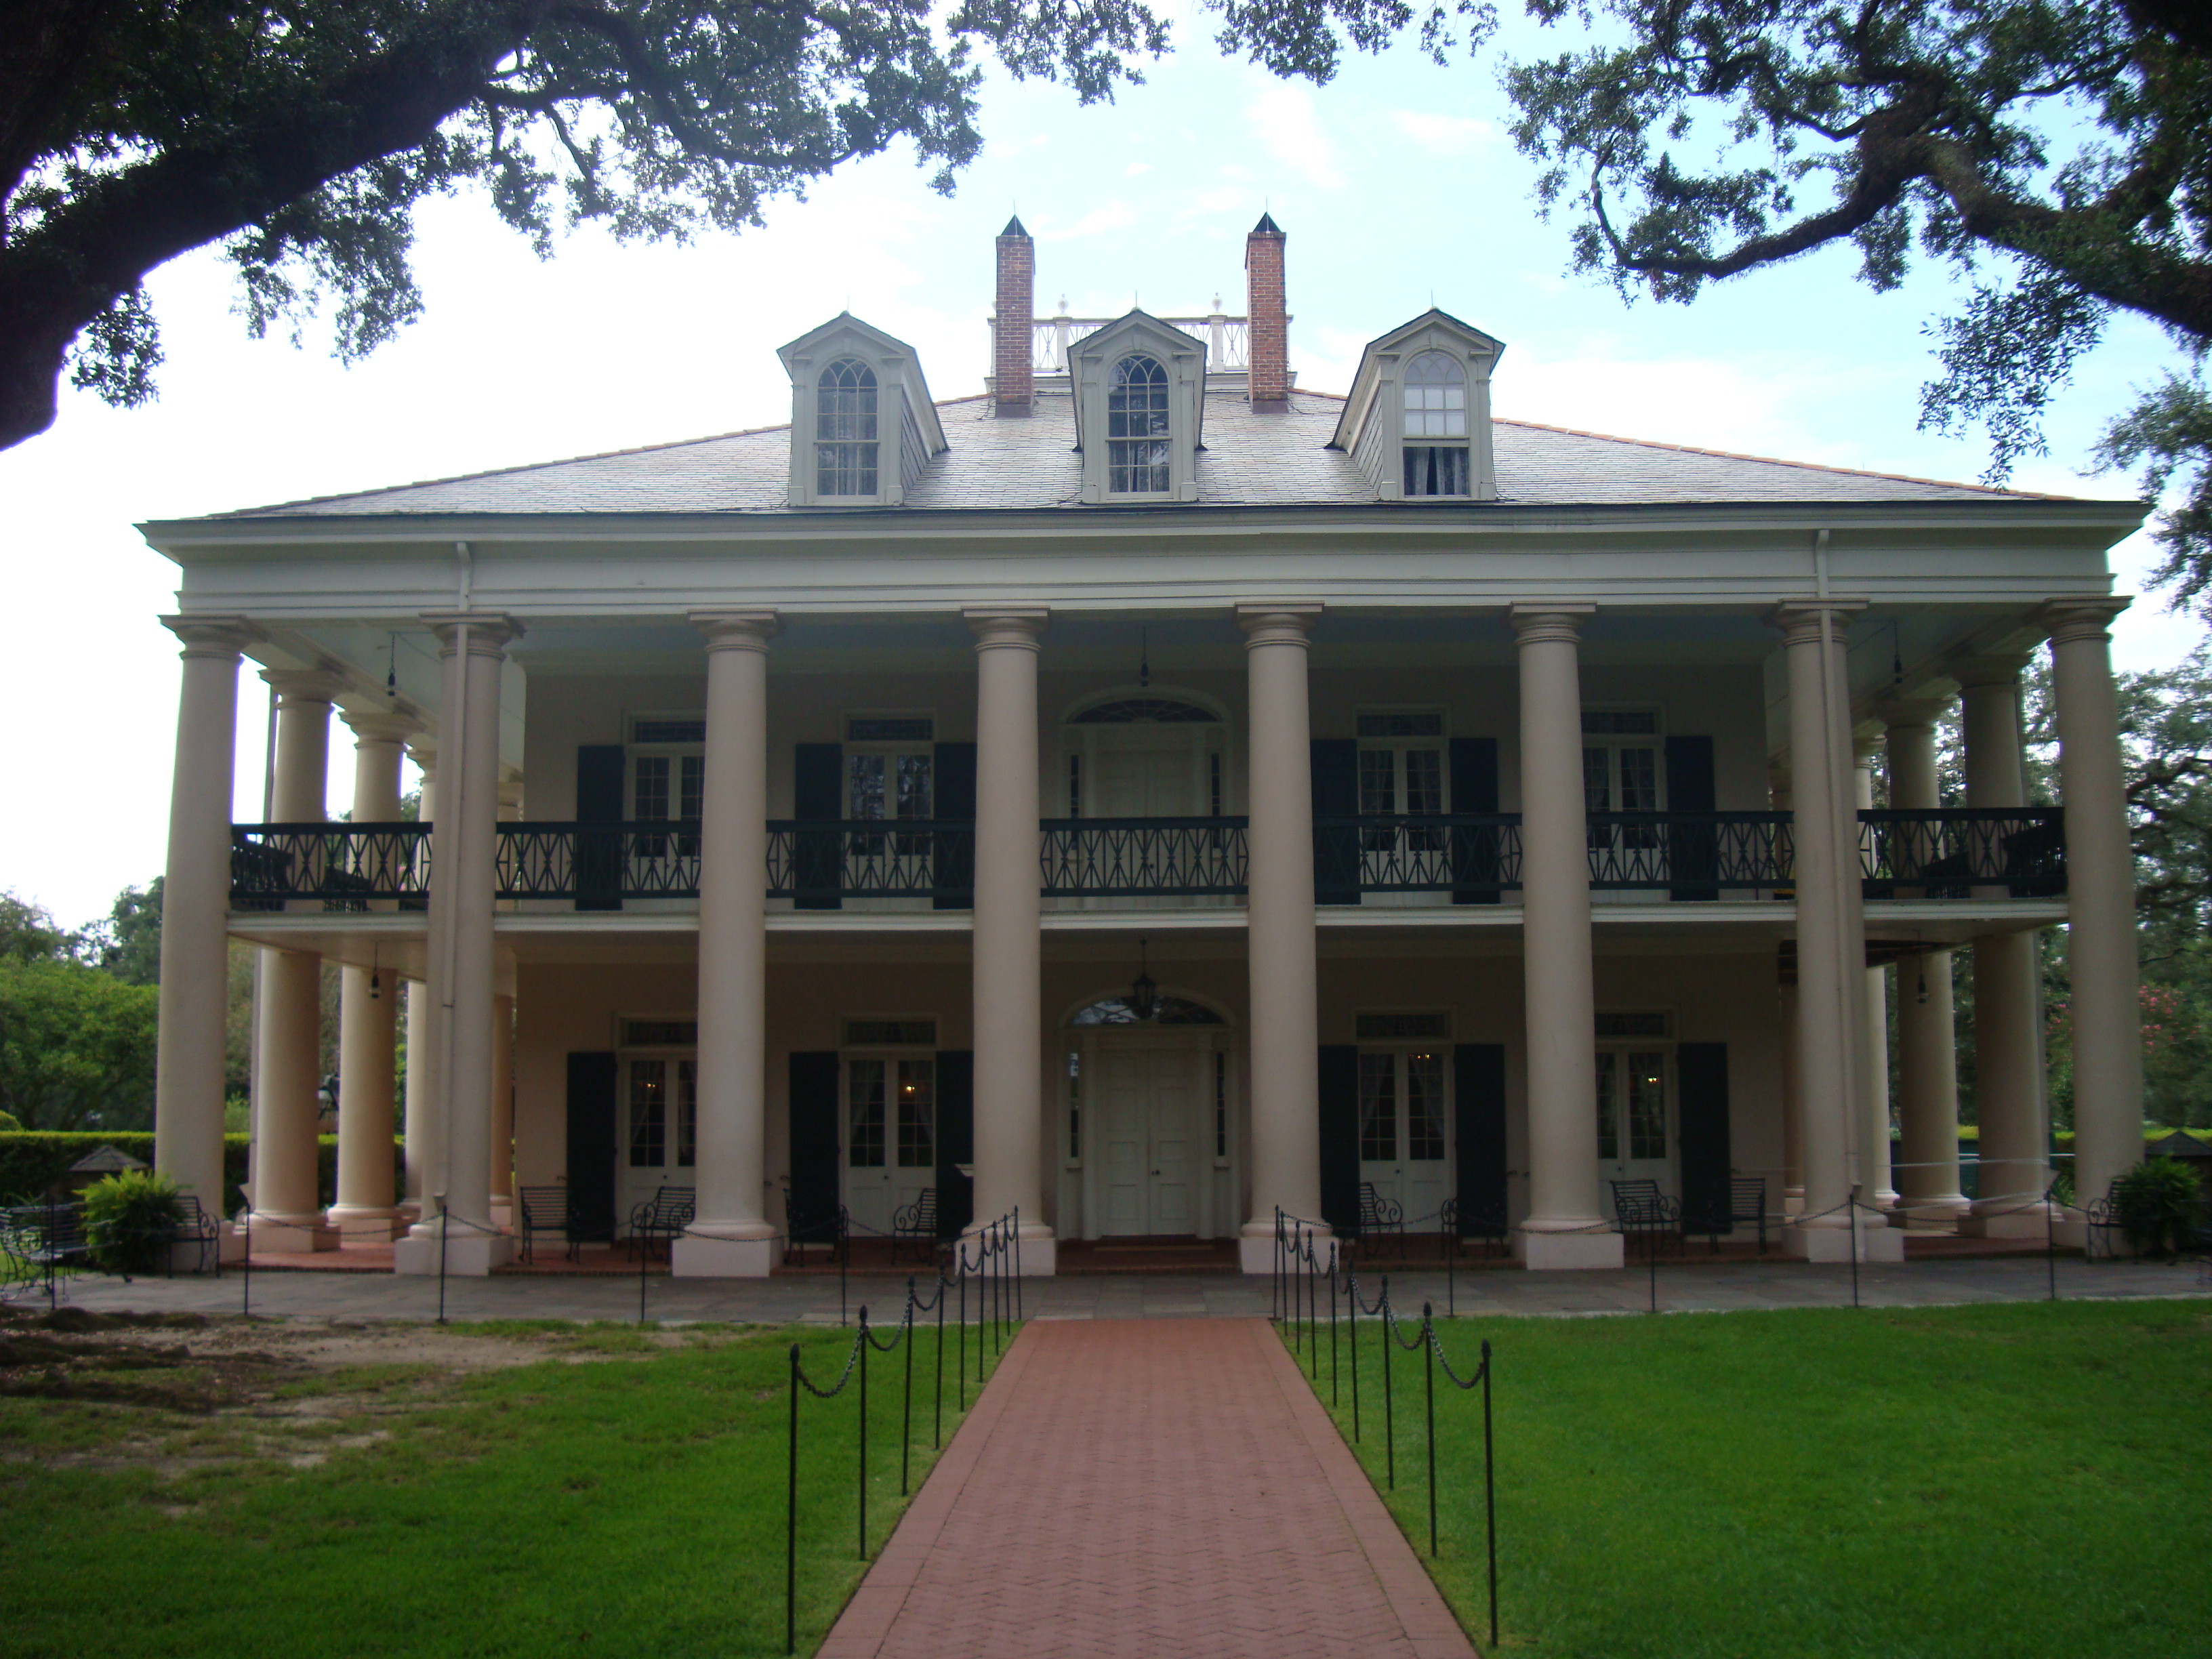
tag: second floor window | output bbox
[846,714,933,823]
[817,359,879,497]
[1402,352,1469,497]
[1107,354,1171,493]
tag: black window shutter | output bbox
[935,1049,975,1237]
[793,743,844,911]
[1664,735,1718,902]
[564,1052,618,1243]
[1311,739,1360,905]
[1677,1042,1732,1236]
[787,1052,842,1242]
[575,745,626,912]
[1318,1044,1360,1231]
[1448,737,1501,906]
[1453,1044,1509,1237]
[933,742,977,911]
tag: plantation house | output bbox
[141,216,2146,1277]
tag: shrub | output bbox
[81,1168,186,1275]
[2112,1158,2204,1258]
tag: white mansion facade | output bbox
[144,216,2147,1276]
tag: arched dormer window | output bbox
[1402,352,1469,497]
[816,359,879,497]
[1107,355,1172,495]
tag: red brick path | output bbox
[819,1319,1477,1659]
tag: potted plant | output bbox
[81,1169,186,1277]
[2111,1157,2203,1260]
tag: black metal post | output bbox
[1382,1275,1395,1491]
[934,1268,945,1448]
[1482,1337,1497,1650]
[1273,1208,1282,1323]
[1013,1204,1023,1322]
[241,1204,251,1318]
[638,1218,651,1324]
[957,1255,968,1410]
[2045,1183,2058,1301]
[1329,1246,1339,1409]
[902,1282,915,1497]
[1349,1273,1361,1443]
[46,1189,58,1313]
[436,1193,449,1325]
[857,1307,869,1560]
[1849,1194,1861,1309]
[1447,1231,1454,1319]
[786,1343,800,1656]
[840,1227,848,1328]
[1424,1302,1437,1558]
[1648,1228,1657,1314]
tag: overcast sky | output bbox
[1,20,2196,930]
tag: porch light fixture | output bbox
[369,944,381,1000]
[1139,626,1151,690]
[1130,937,1158,1023]
[1917,962,1929,1006]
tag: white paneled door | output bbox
[1357,1048,1451,1225]
[1094,1044,1202,1235]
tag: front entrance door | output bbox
[842,1055,937,1238]
[1357,1047,1451,1225]
[1595,1047,1675,1204]
[1096,1046,1200,1235]
[617,1054,695,1226]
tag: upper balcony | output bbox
[228,807,2066,913]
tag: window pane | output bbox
[896,753,934,819]
[678,755,704,821]
[1595,1051,1618,1162]
[847,717,933,742]
[1358,1052,1398,1161]
[1618,747,1658,812]
[849,754,885,820]
[1582,746,1611,815]
[1107,356,1171,493]
[1404,353,1468,438]
[896,1059,935,1168]
[1406,1051,1446,1161]
[1628,1053,1666,1160]
[848,1059,886,1168]
[1357,713,1443,738]
[1355,1012,1451,1040]
[633,719,706,744]
[1069,1051,1082,1160]
[635,756,669,821]
[817,442,878,497]
[1404,748,1443,814]
[1403,445,1470,497]
[628,1059,666,1168]
[676,1060,697,1168]
[1214,1051,1228,1159]
[1359,748,1397,815]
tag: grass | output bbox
[1287,1296,2212,1658]
[0,1313,1016,1658]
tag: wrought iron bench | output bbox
[1441,1194,1510,1259]
[2085,1182,2133,1260]
[892,1189,939,1264]
[783,1189,850,1267]
[165,1195,221,1275]
[518,1185,587,1264]
[3,1202,89,1302]
[1609,1179,1683,1258]
[1358,1182,1406,1257]
[1727,1176,1769,1255]
[628,1187,695,1263]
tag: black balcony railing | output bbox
[1040,817,1248,896]
[228,806,2068,908]
[1858,808,2066,898]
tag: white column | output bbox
[1511,605,1621,1270]
[153,616,258,1258]
[1772,602,1899,1262]
[2043,600,2143,1233]
[968,607,1055,1274]
[396,615,523,1275]
[1954,655,2050,1237]
[1853,733,1898,1210]
[399,739,436,1224]
[1237,604,1327,1273]
[328,712,413,1240]
[1771,770,1805,1214]
[1882,701,1969,1221]
[248,670,343,1251]
[676,610,780,1277]
[489,777,522,1231]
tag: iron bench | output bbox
[1441,1194,1510,1259]
[1358,1182,1406,1258]
[783,1189,850,1268]
[165,1195,221,1275]
[518,1185,586,1264]
[892,1189,939,1264]
[1610,1179,1683,1258]
[628,1187,695,1263]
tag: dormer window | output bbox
[816,359,879,497]
[1108,356,1172,494]
[1401,352,1469,497]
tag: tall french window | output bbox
[1401,352,1470,497]
[1107,354,1172,493]
[816,359,879,497]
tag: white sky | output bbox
[0,28,2196,930]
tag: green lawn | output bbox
[1290,1298,2212,1658]
[1,1315,1014,1658]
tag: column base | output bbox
[1959,1206,2057,1240]
[324,1205,405,1242]
[1783,1188,1805,1216]
[392,1226,514,1276]
[671,1233,776,1278]
[1786,1222,1906,1263]
[1890,1193,1972,1226]
[1237,1223,1332,1276]
[1515,1228,1624,1271]
[245,1214,339,1253]
[489,1196,514,1235]
[2051,1215,2089,1250]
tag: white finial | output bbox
[1212,293,1223,312]
[1058,295,1069,315]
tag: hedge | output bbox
[0,1133,403,1216]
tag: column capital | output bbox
[420,611,525,656]
[161,613,261,658]
[1764,599,1867,647]
[1875,695,1952,731]
[260,667,346,706]
[691,609,781,651]
[1508,603,1594,644]
[1235,602,1324,648]
[2035,596,2132,648]
[1851,724,1885,764]
[341,709,416,745]
[1948,649,2035,690]
[405,738,438,771]
[966,606,1050,649]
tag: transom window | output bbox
[1403,352,1470,498]
[1356,1011,1451,1040]
[1071,698,1216,724]
[1107,354,1172,494]
[816,359,879,497]
[844,1017,937,1046]
[1070,994,1225,1026]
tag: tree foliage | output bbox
[0,956,159,1131]
[1486,0,2212,607]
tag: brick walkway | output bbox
[819,1319,1475,1659]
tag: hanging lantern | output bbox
[1130,937,1158,1023]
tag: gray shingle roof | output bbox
[214,387,2060,519]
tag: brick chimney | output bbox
[1245,213,1289,411]
[994,215,1034,414]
